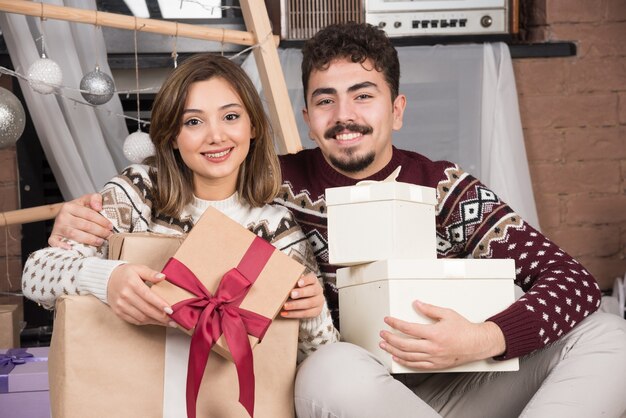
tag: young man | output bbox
[47,23,626,417]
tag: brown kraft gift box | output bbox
[49,206,304,418]
[0,304,20,348]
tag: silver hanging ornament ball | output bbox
[123,130,155,163]
[80,66,115,105]
[27,54,63,95]
[0,87,26,149]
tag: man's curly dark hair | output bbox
[301,22,400,104]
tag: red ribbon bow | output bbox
[162,236,275,418]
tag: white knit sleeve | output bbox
[21,165,154,309]
[269,209,340,363]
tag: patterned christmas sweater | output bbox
[276,147,601,360]
[23,164,339,362]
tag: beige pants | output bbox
[295,312,626,418]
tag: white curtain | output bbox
[242,43,540,230]
[0,0,129,200]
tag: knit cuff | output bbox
[299,311,327,335]
[77,257,128,304]
[486,302,543,360]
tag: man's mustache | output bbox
[324,123,373,139]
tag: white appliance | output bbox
[366,0,513,37]
[271,0,516,40]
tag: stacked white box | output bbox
[327,179,519,373]
[326,181,437,266]
[336,259,519,373]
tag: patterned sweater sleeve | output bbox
[269,208,340,363]
[22,165,154,309]
[435,164,601,360]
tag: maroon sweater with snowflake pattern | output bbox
[275,146,601,360]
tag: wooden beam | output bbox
[0,203,62,227]
[0,0,279,46]
[0,0,304,226]
[240,0,303,155]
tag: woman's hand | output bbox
[280,272,325,319]
[108,263,173,326]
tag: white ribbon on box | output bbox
[163,328,191,417]
[348,167,435,204]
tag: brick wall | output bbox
[0,75,23,313]
[515,0,626,289]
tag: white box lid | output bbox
[326,181,437,206]
[337,259,516,288]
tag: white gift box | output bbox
[326,181,437,266]
[337,258,519,373]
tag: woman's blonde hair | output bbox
[145,54,281,217]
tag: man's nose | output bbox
[334,98,356,124]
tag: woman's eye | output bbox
[224,113,240,121]
[183,118,201,126]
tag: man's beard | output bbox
[329,150,375,174]
[325,122,375,174]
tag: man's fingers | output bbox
[87,193,104,211]
[72,205,113,231]
[64,227,105,248]
[48,234,72,250]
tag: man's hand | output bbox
[49,193,113,249]
[379,300,506,370]
[280,272,325,319]
[108,264,173,326]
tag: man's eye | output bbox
[183,118,201,126]
[316,98,333,106]
[356,93,372,100]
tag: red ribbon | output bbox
[162,236,275,418]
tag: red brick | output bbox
[622,160,626,193]
[563,126,626,161]
[519,94,617,129]
[0,77,10,90]
[526,0,547,25]
[0,150,17,184]
[546,0,605,24]
[0,257,24,292]
[565,194,626,224]
[551,23,626,58]
[576,255,626,290]
[534,193,562,229]
[524,128,564,162]
[529,160,620,194]
[513,59,569,96]
[0,185,18,212]
[0,225,22,257]
[619,93,626,124]
[567,57,626,93]
[607,0,626,21]
[548,224,619,257]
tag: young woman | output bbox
[22,53,338,360]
